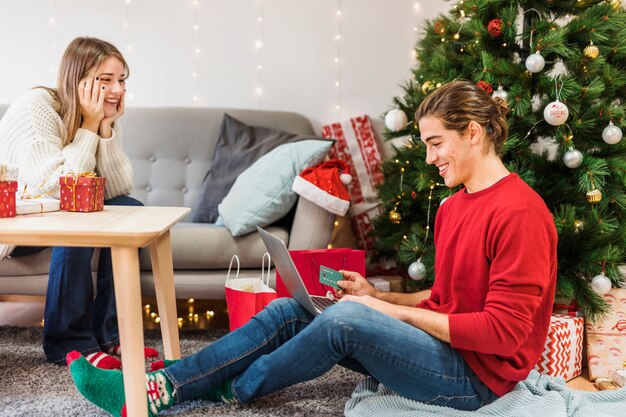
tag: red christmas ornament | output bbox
[487,18,503,37]
[476,81,493,94]
[433,20,445,34]
[411,191,417,199]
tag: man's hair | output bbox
[40,37,129,146]
[415,80,509,155]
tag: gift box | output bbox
[0,181,18,218]
[59,175,105,212]
[534,314,584,381]
[586,288,626,381]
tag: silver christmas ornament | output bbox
[543,100,569,126]
[563,149,583,169]
[408,260,426,280]
[384,109,409,132]
[492,85,509,102]
[602,121,623,145]
[591,273,612,295]
[525,51,545,73]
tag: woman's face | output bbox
[92,56,126,118]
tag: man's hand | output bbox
[336,270,377,298]
[78,76,105,133]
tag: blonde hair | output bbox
[415,80,509,155]
[41,37,128,146]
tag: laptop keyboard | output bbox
[311,296,338,311]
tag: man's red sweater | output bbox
[419,173,557,397]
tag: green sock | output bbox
[200,378,236,403]
[67,351,175,417]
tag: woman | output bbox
[68,80,557,416]
[0,37,156,368]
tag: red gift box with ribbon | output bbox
[534,313,584,381]
[0,180,18,218]
[59,173,106,212]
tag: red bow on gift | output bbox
[553,300,579,316]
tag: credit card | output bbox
[319,265,343,291]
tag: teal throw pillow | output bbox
[218,139,333,236]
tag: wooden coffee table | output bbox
[0,205,190,416]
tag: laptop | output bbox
[257,226,338,315]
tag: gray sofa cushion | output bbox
[193,113,302,223]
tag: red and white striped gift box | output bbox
[534,314,584,381]
[322,116,389,273]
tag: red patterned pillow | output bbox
[322,115,391,274]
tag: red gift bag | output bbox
[225,254,277,332]
[276,248,366,298]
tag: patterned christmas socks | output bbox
[67,351,174,417]
[108,344,160,359]
[149,359,179,372]
[85,351,122,370]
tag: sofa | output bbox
[0,105,335,299]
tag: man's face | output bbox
[419,116,475,189]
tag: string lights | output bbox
[192,0,202,104]
[123,0,134,102]
[254,0,265,107]
[48,0,58,76]
[334,0,343,118]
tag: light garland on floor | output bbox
[334,0,343,118]
[255,0,265,107]
[192,0,202,104]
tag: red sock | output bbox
[109,344,160,359]
[85,351,122,370]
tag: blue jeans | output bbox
[42,195,143,363]
[164,298,492,411]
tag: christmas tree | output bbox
[372,0,626,320]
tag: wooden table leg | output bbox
[149,230,181,360]
[111,246,149,417]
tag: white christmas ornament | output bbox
[602,121,623,145]
[543,100,569,126]
[525,51,545,73]
[385,109,408,132]
[492,85,509,102]
[591,273,612,295]
[408,260,426,280]
[563,149,583,169]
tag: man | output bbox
[68,80,557,416]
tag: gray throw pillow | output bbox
[193,113,302,223]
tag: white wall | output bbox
[0,0,449,132]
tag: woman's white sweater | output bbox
[0,88,135,260]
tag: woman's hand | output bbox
[336,270,378,299]
[78,76,105,133]
[99,90,125,139]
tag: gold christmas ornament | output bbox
[421,81,434,94]
[388,208,402,224]
[586,189,602,204]
[583,42,600,59]
[608,0,621,11]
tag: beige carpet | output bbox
[0,326,362,416]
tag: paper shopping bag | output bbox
[276,248,365,298]
[225,253,277,332]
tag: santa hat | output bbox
[292,159,352,216]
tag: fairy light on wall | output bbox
[334,0,343,118]
[192,0,202,104]
[123,0,134,101]
[412,2,421,61]
[254,0,265,107]
[48,0,58,75]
